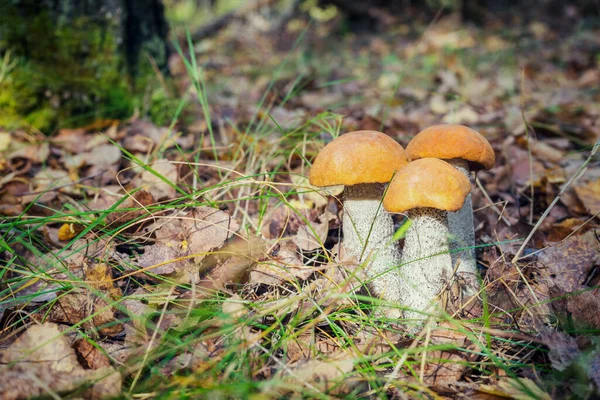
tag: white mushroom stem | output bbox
[446,158,479,296]
[342,183,402,306]
[399,207,452,321]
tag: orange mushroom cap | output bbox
[383,158,471,213]
[309,130,408,187]
[406,124,495,170]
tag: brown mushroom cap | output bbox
[406,124,495,170]
[309,130,408,187]
[383,158,471,213]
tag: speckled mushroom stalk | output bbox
[383,158,471,324]
[446,158,478,294]
[406,124,496,298]
[342,183,402,304]
[399,207,452,321]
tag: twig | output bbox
[475,176,512,226]
[511,137,600,263]
[14,171,106,197]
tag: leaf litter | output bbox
[1,4,600,398]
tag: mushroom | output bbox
[405,124,495,295]
[383,158,471,322]
[309,130,408,306]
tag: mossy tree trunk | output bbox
[0,0,170,132]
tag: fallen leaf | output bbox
[281,355,355,393]
[250,241,315,285]
[442,105,479,125]
[574,177,600,216]
[137,206,240,284]
[0,323,121,399]
[45,262,123,336]
[140,159,178,200]
[200,235,268,290]
[74,338,112,369]
[21,168,73,204]
[105,190,156,230]
[537,328,579,372]
[497,378,552,400]
[422,322,473,386]
[122,120,171,153]
[292,219,328,251]
[84,143,122,168]
[540,231,600,292]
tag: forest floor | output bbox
[1,5,600,399]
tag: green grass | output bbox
[3,7,600,399]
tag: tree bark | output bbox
[0,0,170,131]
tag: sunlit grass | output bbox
[4,7,599,399]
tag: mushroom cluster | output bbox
[308,125,495,322]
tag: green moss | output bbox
[0,5,136,132]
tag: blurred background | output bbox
[1,0,598,135]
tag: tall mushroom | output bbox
[309,130,408,306]
[383,158,471,321]
[406,124,495,295]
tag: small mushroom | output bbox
[406,124,495,295]
[383,158,471,322]
[309,130,408,307]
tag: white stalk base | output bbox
[342,184,402,312]
[399,208,452,322]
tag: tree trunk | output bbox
[0,0,170,131]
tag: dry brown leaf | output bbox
[442,105,479,125]
[540,231,600,293]
[85,262,123,299]
[45,262,123,336]
[52,127,88,153]
[120,291,182,354]
[496,378,552,400]
[250,241,316,285]
[260,203,304,239]
[74,338,112,369]
[122,120,171,153]
[0,323,121,400]
[137,243,189,276]
[537,328,579,372]
[422,322,473,386]
[21,168,73,204]
[429,94,451,115]
[540,231,600,328]
[0,131,11,152]
[105,190,156,230]
[574,177,600,216]
[47,291,123,337]
[531,140,565,163]
[292,219,328,251]
[7,139,50,164]
[84,143,122,168]
[282,355,355,393]
[153,206,240,262]
[507,147,546,186]
[140,159,178,200]
[137,207,240,285]
[200,235,268,290]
